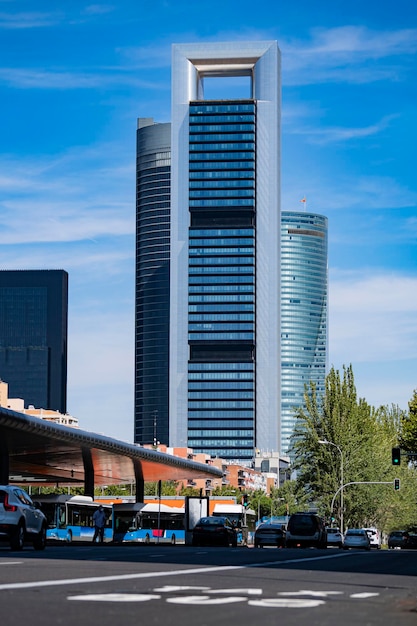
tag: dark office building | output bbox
[134,119,171,445]
[0,270,68,413]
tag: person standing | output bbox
[92,505,107,543]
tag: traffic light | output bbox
[242,494,249,507]
[392,447,401,466]
[394,478,400,491]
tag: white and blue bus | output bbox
[113,502,185,545]
[35,494,112,543]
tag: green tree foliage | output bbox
[145,481,178,496]
[290,365,417,532]
[400,389,417,453]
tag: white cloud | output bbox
[0,144,135,244]
[0,11,62,29]
[281,26,417,85]
[288,114,398,145]
[329,271,417,364]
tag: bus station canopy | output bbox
[0,407,223,498]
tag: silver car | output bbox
[343,528,371,550]
[326,527,343,548]
[0,485,47,551]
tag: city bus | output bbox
[113,502,185,545]
[34,494,112,543]
[212,503,257,544]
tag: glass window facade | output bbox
[280,211,328,455]
[135,120,171,445]
[0,270,68,412]
[187,101,256,461]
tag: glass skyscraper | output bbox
[170,42,281,462]
[280,211,328,454]
[0,269,68,413]
[135,119,171,445]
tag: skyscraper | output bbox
[280,211,328,454]
[135,119,171,445]
[0,269,68,413]
[169,42,281,462]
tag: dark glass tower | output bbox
[134,118,171,445]
[0,269,68,412]
[186,101,256,460]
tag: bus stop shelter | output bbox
[0,407,223,501]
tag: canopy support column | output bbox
[82,447,94,497]
[133,459,144,503]
[0,436,9,484]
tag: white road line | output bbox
[350,592,380,598]
[0,562,22,566]
[0,551,356,592]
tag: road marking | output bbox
[69,593,161,602]
[350,592,380,598]
[0,562,22,566]
[167,595,247,605]
[279,590,344,597]
[154,586,210,592]
[0,551,359,592]
[249,598,326,608]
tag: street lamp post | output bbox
[318,439,344,534]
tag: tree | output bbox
[400,389,417,453]
[290,365,417,531]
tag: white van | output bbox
[364,527,381,549]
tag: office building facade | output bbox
[169,42,281,462]
[280,211,328,454]
[0,269,68,413]
[135,119,171,445]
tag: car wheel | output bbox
[11,522,25,551]
[33,525,47,551]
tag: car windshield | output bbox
[199,517,225,526]
[346,530,364,536]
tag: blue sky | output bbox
[0,1,416,443]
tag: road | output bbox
[0,543,416,626]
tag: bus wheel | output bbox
[65,530,72,544]
[145,533,150,545]
[171,534,176,546]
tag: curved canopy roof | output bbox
[0,408,222,487]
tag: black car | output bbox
[388,530,407,549]
[403,532,417,549]
[286,512,327,549]
[192,516,237,547]
[254,522,286,548]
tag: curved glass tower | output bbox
[280,211,328,455]
[135,119,171,445]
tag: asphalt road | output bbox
[0,543,416,626]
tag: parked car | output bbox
[364,527,381,549]
[192,516,237,547]
[388,530,407,549]
[0,485,47,551]
[286,513,327,549]
[343,528,370,550]
[254,522,286,548]
[403,532,417,549]
[326,527,343,548]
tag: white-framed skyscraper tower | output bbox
[170,41,281,462]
